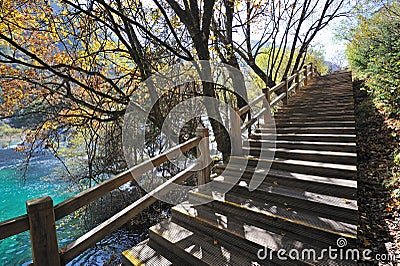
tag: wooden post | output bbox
[284,77,289,105]
[230,107,242,156]
[27,196,60,266]
[196,127,211,185]
[303,65,308,86]
[295,71,300,92]
[262,88,270,124]
[310,63,314,79]
[247,110,252,137]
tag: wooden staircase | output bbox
[122,72,358,265]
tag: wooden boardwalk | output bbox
[122,72,358,265]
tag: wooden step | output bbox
[172,204,305,265]
[279,106,354,113]
[171,203,353,265]
[275,120,356,128]
[149,219,261,265]
[245,139,357,153]
[122,239,174,266]
[273,115,356,122]
[210,178,358,224]
[273,110,355,117]
[251,133,356,142]
[187,192,357,248]
[245,147,357,164]
[289,94,354,99]
[228,156,357,180]
[256,127,356,134]
[213,165,357,199]
[284,101,354,108]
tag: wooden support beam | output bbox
[196,127,211,185]
[26,197,60,266]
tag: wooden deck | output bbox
[122,72,358,265]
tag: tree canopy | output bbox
[347,2,400,116]
[0,0,351,183]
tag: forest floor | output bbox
[354,80,400,265]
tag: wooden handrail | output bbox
[231,63,316,151]
[0,136,202,240]
[269,81,286,93]
[238,93,264,116]
[60,163,198,264]
[0,131,210,264]
[0,214,29,240]
[54,136,201,220]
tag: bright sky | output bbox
[312,19,349,67]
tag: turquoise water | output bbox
[0,148,81,265]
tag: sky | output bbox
[313,24,348,66]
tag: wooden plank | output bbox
[251,133,357,143]
[238,94,265,116]
[287,73,297,82]
[241,107,267,133]
[54,136,201,220]
[149,220,257,266]
[275,120,356,128]
[298,68,306,74]
[189,192,357,247]
[26,197,60,266]
[274,115,356,122]
[257,126,356,134]
[59,163,198,264]
[0,214,29,240]
[269,81,285,93]
[246,139,357,152]
[229,156,357,180]
[221,181,358,215]
[270,92,286,107]
[230,108,242,156]
[122,240,173,266]
[196,128,211,185]
[288,82,297,93]
[247,147,357,164]
[214,166,357,199]
[171,205,305,266]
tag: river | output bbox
[0,148,83,265]
[0,148,146,265]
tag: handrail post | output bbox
[27,196,61,266]
[230,107,242,156]
[247,109,251,137]
[196,127,211,185]
[295,71,300,92]
[284,77,289,105]
[303,65,308,86]
[262,88,270,124]
[310,63,314,79]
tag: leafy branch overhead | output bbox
[0,0,351,180]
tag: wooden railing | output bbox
[230,63,317,154]
[0,63,317,265]
[0,128,211,265]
